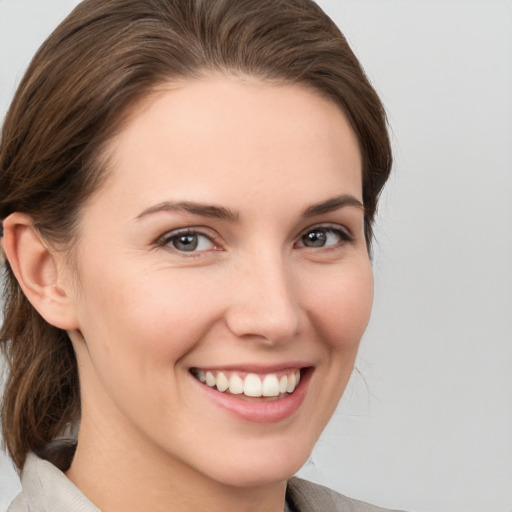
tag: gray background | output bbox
[1,1,511,511]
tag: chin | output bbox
[200,437,314,488]
[213,463,301,489]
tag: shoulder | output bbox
[287,477,403,512]
[7,493,28,512]
[7,451,99,512]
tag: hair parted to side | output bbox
[0,0,392,471]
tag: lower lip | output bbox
[193,369,312,424]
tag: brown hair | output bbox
[0,0,392,470]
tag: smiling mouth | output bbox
[190,368,303,401]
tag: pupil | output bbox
[304,230,326,247]
[175,234,198,251]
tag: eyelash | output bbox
[295,225,354,249]
[156,224,354,255]
[157,228,220,254]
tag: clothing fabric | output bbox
[8,452,399,512]
[8,453,99,512]
[286,478,400,512]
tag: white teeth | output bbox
[205,371,216,387]
[195,368,303,397]
[262,374,280,397]
[279,375,288,394]
[229,374,244,394]
[286,372,296,393]
[216,372,229,392]
[244,373,262,397]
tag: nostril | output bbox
[225,304,300,343]
[224,261,301,342]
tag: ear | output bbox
[1,213,79,330]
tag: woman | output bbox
[0,0,393,510]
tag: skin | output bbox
[3,75,373,512]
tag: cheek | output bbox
[76,263,223,365]
[306,258,373,350]
[72,265,223,420]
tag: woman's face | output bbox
[66,75,373,487]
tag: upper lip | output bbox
[189,362,312,373]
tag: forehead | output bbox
[91,75,362,219]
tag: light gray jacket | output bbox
[8,453,399,512]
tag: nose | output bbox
[225,252,301,345]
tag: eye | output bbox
[296,226,353,248]
[159,230,216,253]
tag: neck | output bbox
[66,408,288,512]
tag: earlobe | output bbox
[1,213,79,331]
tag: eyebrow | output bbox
[302,194,364,217]
[136,201,239,222]
[136,194,363,222]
